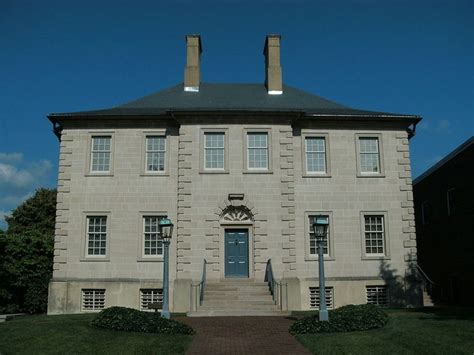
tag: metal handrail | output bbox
[265,259,287,310]
[416,264,435,286]
[200,259,207,305]
[191,259,207,311]
[416,263,436,296]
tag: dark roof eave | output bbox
[48,109,420,124]
[304,113,421,124]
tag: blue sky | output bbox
[0,0,473,229]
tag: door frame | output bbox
[220,224,254,280]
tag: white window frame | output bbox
[309,286,334,310]
[142,215,166,258]
[305,136,327,174]
[140,289,163,311]
[305,211,334,260]
[247,132,269,170]
[200,128,229,174]
[81,289,106,311]
[145,136,166,173]
[85,216,108,258]
[204,132,225,170]
[309,215,330,257]
[355,133,385,177]
[366,285,389,307]
[86,132,115,176]
[90,136,112,173]
[361,213,388,258]
[243,129,272,173]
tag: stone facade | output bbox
[47,116,422,314]
[47,34,422,315]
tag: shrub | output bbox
[289,304,388,334]
[91,307,195,335]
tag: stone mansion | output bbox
[47,35,422,315]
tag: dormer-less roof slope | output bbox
[48,83,420,122]
[413,136,474,185]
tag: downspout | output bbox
[52,121,63,141]
[407,122,418,140]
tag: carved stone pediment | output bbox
[221,206,253,224]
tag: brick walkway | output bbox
[179,316,311,355]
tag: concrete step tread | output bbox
[187,310,290,317]
[203,298,275,305]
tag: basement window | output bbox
[82,289,105,311]
[366,286,388,307]
[309,287,334,309]
[140,289,163,311]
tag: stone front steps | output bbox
[423,290,435,307]
[187,279,290,317]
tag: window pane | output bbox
[309,215,329,256]
[306,138,325,152]
[143,216,165,256]
[360,153,379,173]
[364,215,385,255]
[204,133,225,169]
[146,137,165,172]
[87,216,107,256]
[247,133,269,169]
[359,138,380,173]
[205,133,224,148]
[91,137,111,172]
[248,133,267,148]
[359,138,378,153]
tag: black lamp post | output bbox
[158,218,174,319]
[312,215,329,321]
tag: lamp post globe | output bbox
[312,215,329,321]
[158,218,173,319]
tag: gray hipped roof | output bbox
[49,83,420,120]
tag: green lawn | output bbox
[295,308,474,355]
[0,313,192,355]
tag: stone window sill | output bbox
[139,173,169,177]
[84,173,114,177]
[356,173,386,178]
[137,258,164,262]
[80,258,110,262]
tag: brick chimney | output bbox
[263,35,283,95]
[184,34,202,92]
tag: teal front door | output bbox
[225,229,249,278]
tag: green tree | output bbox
[0,188,57,314]
[1,231,54,313]
[5,188,57,236]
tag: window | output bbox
[140,289,163,311]
[359,137,380,173]
[247,133,268,170]
[305,137,327,173]
[146,136,166,172]
[82,289,105,311]
[91,136,111,172]
[204,133,225,170]
[143,216,165,257]
[86,216,107,256]
[421,201,431,225]
[309,215,330,256]
[447,188,455,216]
[366,286,388,306]
[364,215,385,256]
[309,287,334,309]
